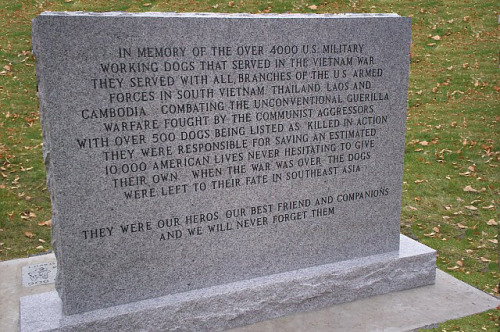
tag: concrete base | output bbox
[230,269,500,332]
[3,235,496,331]
[17,235,439,332]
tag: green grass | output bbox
[0,0,498,330]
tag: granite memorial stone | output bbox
[21,12,436,331]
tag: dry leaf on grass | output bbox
[463,185,478,192]
[38,219,52,227]
[486,219,498,226]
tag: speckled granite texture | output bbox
[20,235,435,332]
[32,12,414,316]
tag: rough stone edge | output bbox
[31,19,65,305]
[20,235,436,332]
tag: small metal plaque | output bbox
[22,262,57,287]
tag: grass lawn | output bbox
[0,0,498,330]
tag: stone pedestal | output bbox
[20,235,435,332]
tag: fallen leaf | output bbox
[468,165,476,172]
[486,219,498,226]
[482,205,495,210]
[409,206,418,211]
[431,35,441,40]
[464,205,478,211]
[433,226,440,233]
[25,231,34,239]
[38,239,46,243]
[419,141,429,146]
[38,219,52,227]
[480,257,491,262]
[488,239,498,244]
[457,223,467,229]
[36,246,44,250]
[308,5,317,10]
[457,260,463,267]
[442,216,451,220]
[463,185,478,192]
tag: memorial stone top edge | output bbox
[35,11,403,19]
